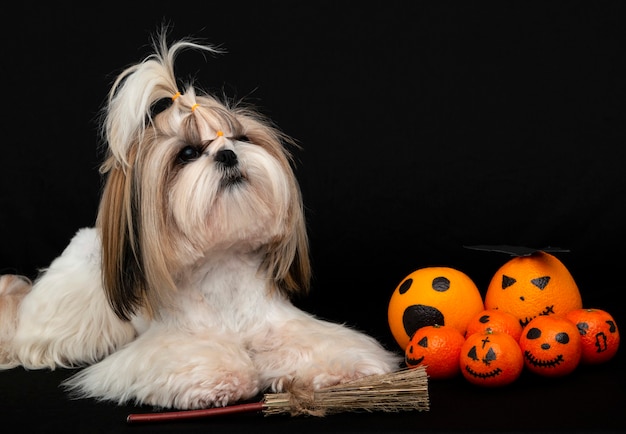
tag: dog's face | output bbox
[139,97,296,259]
[96,39,310,320]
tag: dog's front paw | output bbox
[270,358,399,393]
[65,360,262,410]
[268,374,297,393]
[185,370,261,409]
[310,360,395,390]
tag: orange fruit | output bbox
[405,324,466,379]
[459,330,523,387]
[519,315,581,377]
[465,309,523,342]
[388,267,484,350]
[484,251,582,328]
[565,308,620,364]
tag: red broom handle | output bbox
[126,401,265,423]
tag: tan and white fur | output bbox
[0,35,400,409]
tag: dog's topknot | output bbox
[102,33,223,170]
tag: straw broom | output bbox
[127,367,429,423]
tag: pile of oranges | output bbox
[389,251,621,387]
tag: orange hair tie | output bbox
[191,103,200,112]
[171,91,181,101]
[216,130,224,137]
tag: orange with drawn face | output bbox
[565,308,620,365]
[405,324,465,379]
[388,267,484,350]
[465,309,523,342]
[459,330,523,387]
[519,315,582,377]
[484,251,582,328]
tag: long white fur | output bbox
[0,34,401,409]
[5,228,136,370]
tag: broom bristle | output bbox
[263,367,430,416]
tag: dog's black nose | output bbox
[215,149,238,167]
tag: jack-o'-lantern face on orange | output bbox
[566,308,620,364]
[484,251,582,328]
[459,331,523,387]
[519,315,582,377]
[388,267,484,350]
[405,324,465,379]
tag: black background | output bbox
[1,2,624,432]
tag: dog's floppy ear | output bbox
[97,157,148,320]
[263,166,312,297]
[274,203,312,296]
[98,144,182,321]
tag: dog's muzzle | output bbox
[215,149,245,187]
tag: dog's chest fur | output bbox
[149,253,280,333]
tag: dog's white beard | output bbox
[3,228,401,409]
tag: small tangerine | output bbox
[459,330,523,387]
[565,308,620,365]
[519,315,581,377]
[405,324,465,379]
[465,309,523,342]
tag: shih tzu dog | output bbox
[0,34,400,409]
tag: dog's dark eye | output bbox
[235,135,250,143]
[177,145,202,164]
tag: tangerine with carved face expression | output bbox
[519,315,582,377]
[405,324,465,379]
[460,330,523,387]
[565,308,619,365]
[465,309,523,342]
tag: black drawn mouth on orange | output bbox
[523,350,564,368]
[463,365,502,379]
[403,305,445,339]
[405,356,425,366]
[519,305,555,328]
